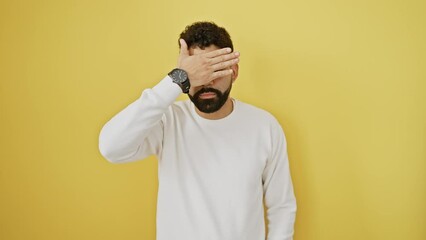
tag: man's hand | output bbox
[177,39,240,88]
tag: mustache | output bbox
[194,87,222,98]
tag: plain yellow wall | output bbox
[1,0,425,239]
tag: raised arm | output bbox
[98,77,181,163]
[98,39,239,163]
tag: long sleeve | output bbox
[262,120,297,240]
[98,76,182,163]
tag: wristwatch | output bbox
[168,68,190,93]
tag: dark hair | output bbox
[179,21,234,51]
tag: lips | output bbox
[199,92,217,99]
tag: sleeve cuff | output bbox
[151,75,183,104]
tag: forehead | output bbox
[189,45,219,55]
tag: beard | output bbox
[188,83,232,114]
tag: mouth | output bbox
[199,92,217,99]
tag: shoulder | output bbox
[235,99,280,125]
[235,100,287,153]
[163,99,192,118]
[235,99,286,139]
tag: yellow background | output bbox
[1,0,425,239]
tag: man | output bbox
[99,21,297,240]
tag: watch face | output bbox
[171,69,188,83]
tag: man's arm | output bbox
[98,39,240,163]
[262,119,297,240]
[98,76,181,163]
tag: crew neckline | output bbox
[190,98,238,123]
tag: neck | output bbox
[195,98,234,120]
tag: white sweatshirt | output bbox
[98,76,297,240]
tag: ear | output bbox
[231,64,239,83]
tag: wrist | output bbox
[168,68,190,93]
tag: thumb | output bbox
[179,38,189,56]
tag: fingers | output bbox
[210,69,234,80]
[179,39,189,56]
[209,51,240,65]
[211,57,239,72]
[178,44,239,86]
[204,47,232,58]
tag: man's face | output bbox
[187,45,239,113]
